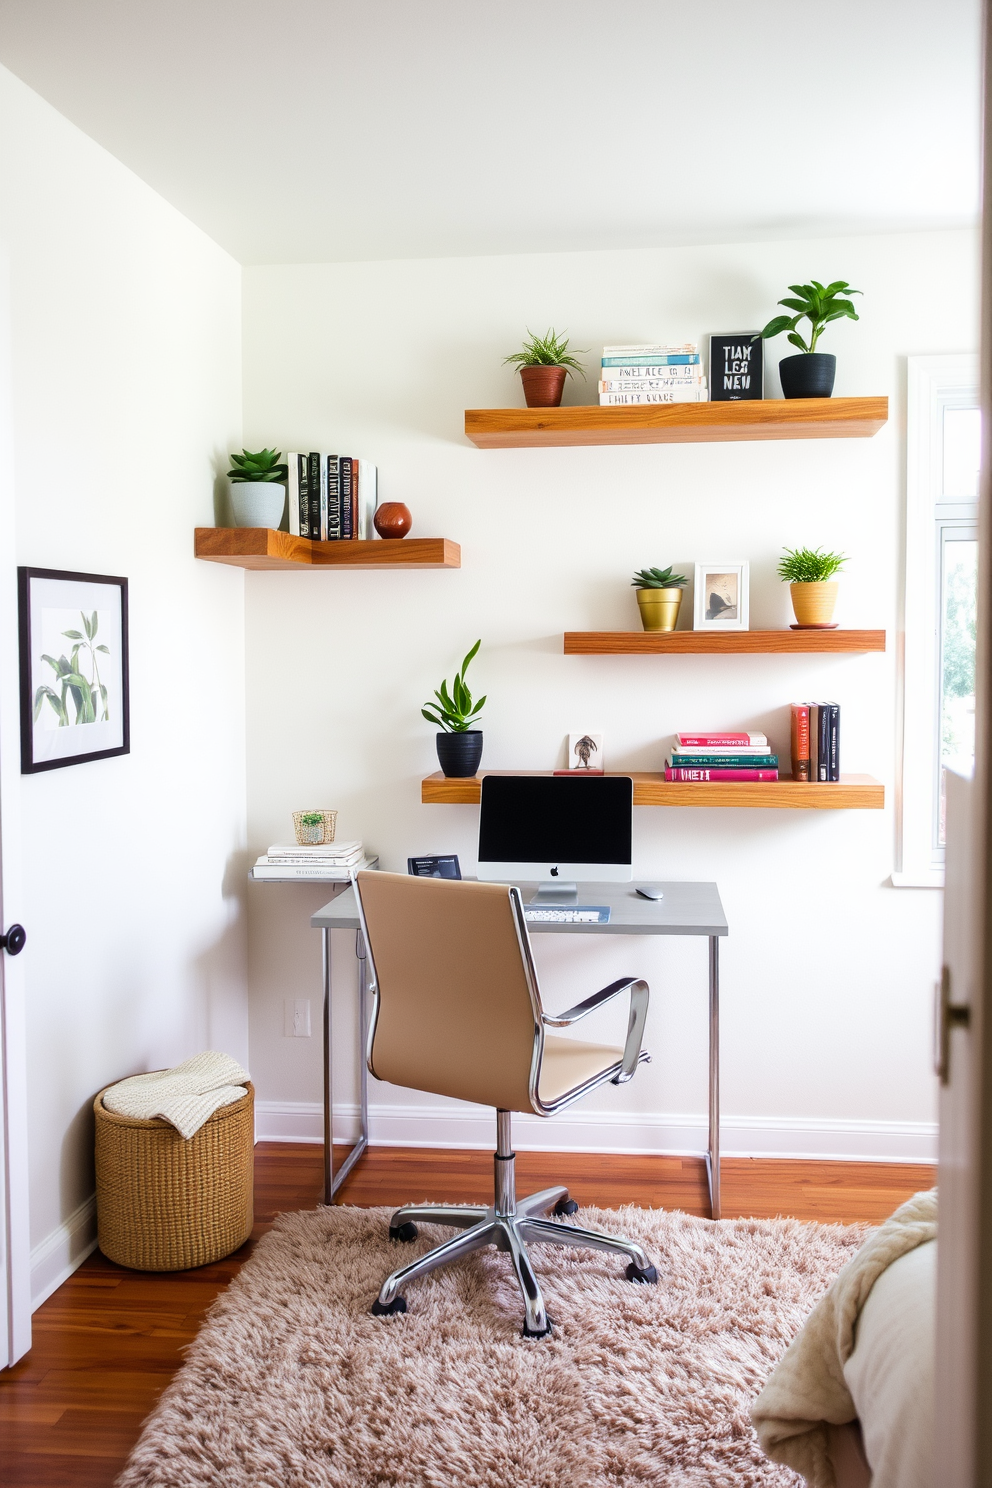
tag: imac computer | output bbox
[477,774,632,901]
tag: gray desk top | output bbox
[311,880,727,937]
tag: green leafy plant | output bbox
[299,811,324,827]
[777,546,848,583]
[754,281,861,355]
[631,565,688,589]
[33,611,110,727]
[422,640,486,733]
[503,329,588,378]
[227,448,288,483]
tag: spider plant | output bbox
[503,329,588,378]
[422,640,486,733]
[754,281,861,354]
[34,610,110,726]
[777,547,848,583]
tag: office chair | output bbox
[353,870,657,1338]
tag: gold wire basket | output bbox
[94,1080,254,1271]
[292,809,338,845]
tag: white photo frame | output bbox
[693,562,749,631]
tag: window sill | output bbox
[889,870,945,889]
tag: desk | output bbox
[311,880,728,1216]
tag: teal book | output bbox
[667,754,778,769]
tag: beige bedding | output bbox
[751,1189,937,1488]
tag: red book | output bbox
[676,732,767,747]
[665,767,779,782]
[790,704,810,783]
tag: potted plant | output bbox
[777,546,848,627]
[422,640,487,777]
[503,328,588,408]
[631,566,688,632]
[227,448,289,529]
[753,280,861,399]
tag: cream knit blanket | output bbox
[751,1188,937,1487]
[102,1051,250,1140]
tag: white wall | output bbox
[0,65,246,1305]
[242,229,977,1164]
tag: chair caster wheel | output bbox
[371,1295,407,1316]
[625,1262,658,1284]
[521,1315,553,1339]
[389,1222,418,1242]
[553,1198,579,1217]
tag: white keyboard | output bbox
[524,907,610,924]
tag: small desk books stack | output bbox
[599,343,709,406]
[251,840,369,880]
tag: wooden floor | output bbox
[1,1144,934,1487]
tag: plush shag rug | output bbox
[118,1204,869,1487]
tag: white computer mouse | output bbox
[635,886,664,900]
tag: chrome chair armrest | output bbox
[542,976,650,1084]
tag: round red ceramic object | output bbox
[373,502,412,539]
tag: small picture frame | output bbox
[693,563,749,631]
[709,333,763,401]
[566,732,604,772]
[18,567,130,773]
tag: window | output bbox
[897,355,980,886]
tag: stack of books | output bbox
[251,840,369,880]
[665,731,779,782]
[599,344,709,406]
[790,704,840,783]
[287,454,378,541]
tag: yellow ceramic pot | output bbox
[790,581,838,627]
[636,587,683,632]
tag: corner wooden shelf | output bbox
[194,528,460,571]
[464,397,888,449]
[422,770,884,810]
[564,629,886,655]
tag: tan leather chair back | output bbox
[355,871,542,1114]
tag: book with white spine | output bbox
[603,343,696,355]
[601,364,703,381]
[599,388,709,405]
[600,378,707,393]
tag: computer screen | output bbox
[477,775,633,885]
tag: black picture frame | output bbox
[407,854,462,879]
[709,333,764,401]
[18,567,130,773]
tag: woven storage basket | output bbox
[94,1078,254,1271]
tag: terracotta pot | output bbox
[636,587,684,632]
[373,502,412,539]
[790,581,839,626]
[519,365,567,408]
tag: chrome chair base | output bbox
[371,1116,658,1337]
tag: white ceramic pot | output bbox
[230,481,286,530]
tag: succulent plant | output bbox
[503,329,588,377]
[422,640,486,733]
[631,566,688,589]
[299,811,324,827]
[227,448,288,483]
[777,546,848,583]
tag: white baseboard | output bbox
[31,1193,98,1311]
[255,1100,937,1164]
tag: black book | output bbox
[817,704,830,782]
[297,453,310,538]
[825,703,840,782]
[340,457,353,539]
[307,452,321,541]
[327,455,340,540]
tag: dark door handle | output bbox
[1,924,26,956]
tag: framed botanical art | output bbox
[18,567,129,773]
[693,562,750,631]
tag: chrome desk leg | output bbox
[323,926,372,1205]
[322,926,334,1204]
[707,935,721,1221]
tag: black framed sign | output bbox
[709,333,763,401]
[18,567,130,773]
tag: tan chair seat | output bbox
[538,1035,623,1103]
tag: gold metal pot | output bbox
[789,581,838,627]
[636,587,683,632]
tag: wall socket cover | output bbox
[285,997,311,1037]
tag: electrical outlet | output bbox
[285,998,311,1038]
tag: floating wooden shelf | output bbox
[194,528,460,571]
[464,397,888,449]
[563,629,886,655]
[422,770,884,810]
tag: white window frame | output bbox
[895,353,979,887]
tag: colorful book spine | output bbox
[350,459,360,539]
[817,705,830,782]
[665,768,779,782]
[824,703,840,781]
[340,457,354,539]
[790,704,810,783]
[677,732,767,746]
[668,754,778,769]
[307,452,321,540]
[327,455,340,539]
[602,353,701,367]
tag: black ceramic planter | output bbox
[436,731,483,778]
[778,353,836,399]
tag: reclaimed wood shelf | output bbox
[564,629,886,655]
[194,527,460,570]
[464,397,888,449]
[422,770,884,810]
